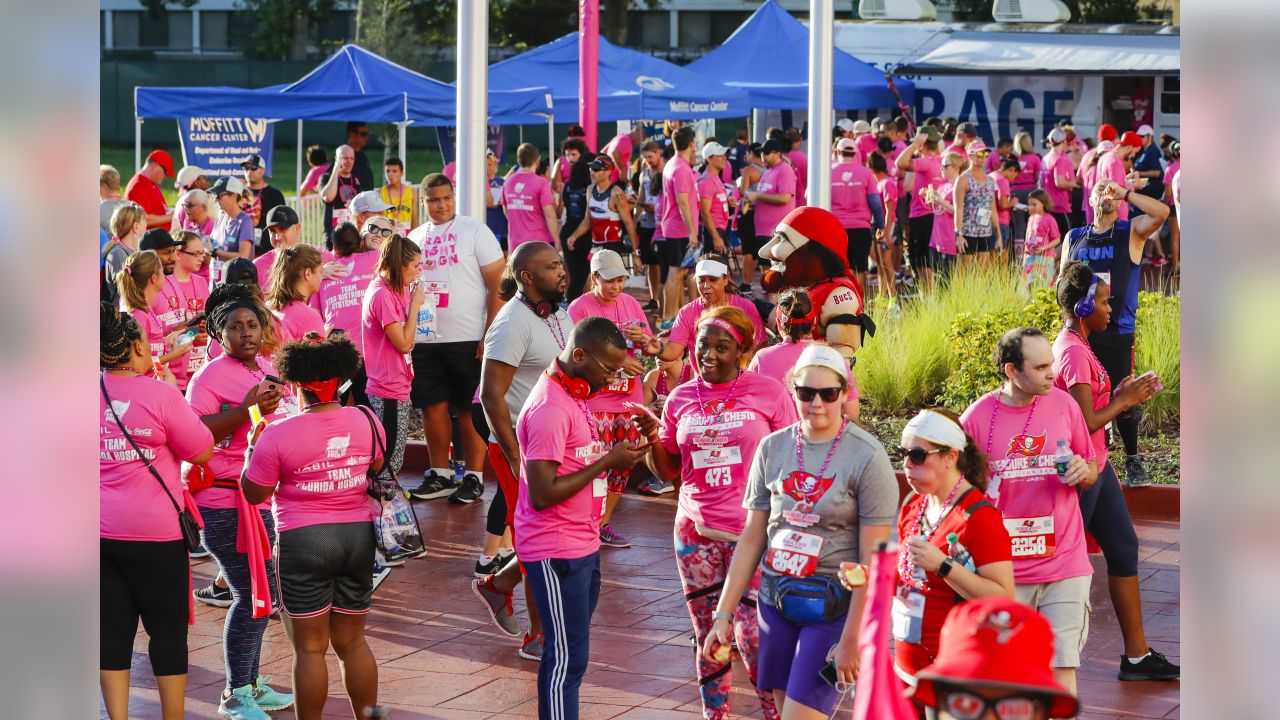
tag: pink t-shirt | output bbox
[659,372,798,535]
[959,388,1096,584]
[273,300,325,346]
[661,155,699,240]
[100,373,214,541]
[501,170,555,248]
[787,150,808,205]
[300,164,331,195]
[878,175,899,205]
[514,372,609,562]
[1039,150,1074,217]
[908,156,943,219]
[568,292,651,412]
[152,275,209,390]
[1012,153,1041,192]
[1024,213,1061,256]
[186,354,288,510]
[315,250,379,354]
[245,407,384,532]
[989,171,1012,225]
[443,162,457,184]
[1095,151,1130,221]
[669,295,767,353]
[361,278,413,401]
[830,160,878,229]
[856,135,879,163]
[984,152,1003,174]
[253,250,276,288]
[746,339,859,402]
[129,308,166,377]
[929,181,957,255]
[1052,331,1112,468]
[696,172,732,230]
[753,162,798,236]
[603,133,633,184]
[1162,160,1180,195]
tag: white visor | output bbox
[902,409,968,450]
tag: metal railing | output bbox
[290,193,327,247]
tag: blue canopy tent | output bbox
[686,0,914,111]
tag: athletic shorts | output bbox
[637,226,659,265]
[700,225,728,255]
[741,233,770,259]
[1015,575,1090,667]
[661,236,691,267]
[410,341,481,408]
[962,234,995,254]
[845,227,873,272]
[276,521,376,618]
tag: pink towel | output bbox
[234,490,273,620]
[852,547,917,720]
[182,490,205,626]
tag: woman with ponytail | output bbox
[747,289,860,422]
[241,334,384,719]
[117,249,192,384]
[265,245,325,345]
[892,408,1014,689]
[99,303,213,720]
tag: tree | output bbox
[491,0,578,47]
[357,0,426,159]
[237,0,339,60]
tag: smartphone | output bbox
[819,661,839,687]
[184,311,207,329]
[1135,370,1163,392]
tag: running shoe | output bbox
[1118,648,1179,681]
[599,523,633,548]
[251,676,294,711]
[495,548,518,571]
[1124,455,1153,488]
[637,476,675,496]
[474,550,518,578]
[189,542,210,559]
[738,282,752,294]
[657,318,675,331]
[470,576,521,637]
[372,561,392,594]
[407,470,454,501]
[519,632,545,661]
[194,582,233,608]
[448,473,485,504]
[218,684,269,720]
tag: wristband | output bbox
[937,557,954,579]
[1123,190,1131,204]
[712,610,734,623]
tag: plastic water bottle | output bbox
[1053,439,1073,482]
[175,327,198,346]
[946,532,976,573]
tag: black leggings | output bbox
[563,224,592,302]
[1077,462,1139,577]
[101,538,189,675]
[472,402,508,537]
[907,214,934,275]
[1089,332,1140,456]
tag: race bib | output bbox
[976,206,992,227]
[422,280,450,309]
[605,375,634,394]
[691,445,741,469]
[187,344,208,374]
[1004,515,1056,559]
[892,590,926,643]
[332,208,350,228]
[764,529,824,578]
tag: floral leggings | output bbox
[674,510,779,720]
[591,410,641,495]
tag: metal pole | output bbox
[296,119,303,200]
[457,1,488,221]
[398,121,407,177]
[548,115,555,167]
[807,0,834,209]
[135,117,143,172]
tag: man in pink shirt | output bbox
[785,128,808,205]
[253,205,302,287]
[603,126,644,184]
[1095,132,1144,222]
[948,121,979,158]
[502,143,560,252]
[1079,125,1117,225]
[852,119,878,163]
[985,136,1014,174]
[514,317,648,720]
[659,126,701,325]
[830,137,884,290]
[745,139,797,293]
[1040,128,1079,234]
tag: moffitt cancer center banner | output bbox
[177,117,275,179]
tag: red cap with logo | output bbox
[1097,124,1118,142]
[147,150,176,178]
[1119,131,1143,148]
[910,597,1080,719]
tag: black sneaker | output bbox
[1124,455,1153,488]
[448,473,485,504]
[407,470,454,501]
[474,550,517,578]
[1118,648,1179,681]
[193,582,232,608]
[738,282,752,295]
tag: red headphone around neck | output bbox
[517,292,555,319]
[547,359,595,400]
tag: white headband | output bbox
[694,259,729,277]
[902,410,968,450]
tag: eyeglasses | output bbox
[894,446,947,465]
[586,352,627,379]
[179,249,208,258]
[795,385,842,403]
[938,689,1045,720]
[364,226,394,238]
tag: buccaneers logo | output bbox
[780,471,834,505]
[700,398,738,415]
[1006,433,1046,457]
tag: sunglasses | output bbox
[794,385,842,403]
[895,446,947,464]
[364,226,394,238]
[939,689,1045,720]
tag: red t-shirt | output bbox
[125,173,169,229]
[894,488,1012,676]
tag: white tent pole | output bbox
[807,0,834,209]
[399,122,407,176]
[457,5,488,221]
[135,117,143,172]
[548,115,555,167]
[296,120,303,200]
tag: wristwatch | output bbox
[712,610,734,623]
[937,557,955,579]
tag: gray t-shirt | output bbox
[102,242,134,308]
[100,199,127,233]
[482,298,574,429]
[744,422,900,585]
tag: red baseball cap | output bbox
[910,597,1080,719]
[147,150,176,178]
[1119,131,1143,148]
[1097,124,1118,142]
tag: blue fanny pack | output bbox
[773,575,851,625]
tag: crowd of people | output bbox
[99,113,1180,720]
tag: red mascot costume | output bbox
[758,206,876,363]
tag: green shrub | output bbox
[938,288,1060,411]
[1134,291,1180,431]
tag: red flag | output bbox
[852,546,916,720]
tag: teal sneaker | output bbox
[218,684,269,720]
[253,675,294,712]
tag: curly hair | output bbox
[274,333,362,391]
[1055,261,1100,318]
[100,302,143,368]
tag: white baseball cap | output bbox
[852,120,873,134]
[794,344,848,380]
[589,249,629,280]
[836,118,855,133]
[836,137,858,153]
[349,191,392,214]
[701,142,729,160]
[175,165,206,190]
[1137,124,1154,137]
[1047,128,1067,145]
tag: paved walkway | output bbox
[117,476,1179,719]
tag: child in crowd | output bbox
[1023,189,1062,291]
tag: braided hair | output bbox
[100,302,143,368]
[206,281,275,352]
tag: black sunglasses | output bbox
[364,226,394,238]
[794,385,842,403]
[939,689,1045,720]
[895,446,947,464]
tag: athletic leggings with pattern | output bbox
[367,394,408,480]
[674,510,779,720]
[201,506,279,692]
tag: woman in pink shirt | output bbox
[652,256,767,367]
[243,335,388,718]
[746,290,859,422]
[361,234,425,484]
[266,245,326,347]
[99,304,214,720]
[925,153,965,281]
[152,231,211,391]
[643,306,797,720]
[185,282,295,717]
[867,151,899,301]
[315,221,381,404]
[117,250,190,384]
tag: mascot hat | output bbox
[775,206,851,275]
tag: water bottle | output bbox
[175,327,198,347]
[946,532,976,573]
[1053,439,1073,482]
[363,706,391,718]
[452,459,465,486]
